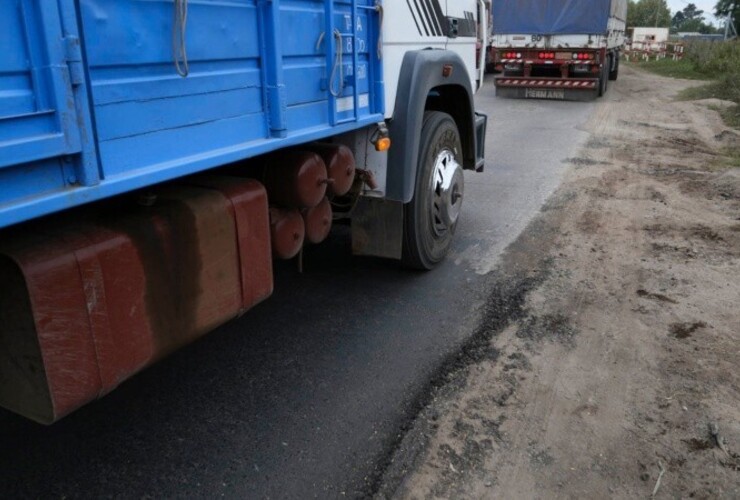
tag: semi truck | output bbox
[0,0,487,424]
[489,0,627,100]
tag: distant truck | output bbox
[489,0,628,100]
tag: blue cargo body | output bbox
[493,0,627,35]
[0,0,383,229]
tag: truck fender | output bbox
[386,50,477,203]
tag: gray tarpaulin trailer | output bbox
[490,0,628,100]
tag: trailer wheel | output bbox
[402,111,464,270]
[598,56,609,97]
[609,52,620,81]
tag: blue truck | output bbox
[0,0,487,423]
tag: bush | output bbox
[683,40,740,75]
[679,41,740,107]
[637,40,740,128]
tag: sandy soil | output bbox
[376,66,740,499]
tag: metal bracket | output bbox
[64,35,84,86]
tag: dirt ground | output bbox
[376,66,740,499]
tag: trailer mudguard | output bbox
[386,50,477,203]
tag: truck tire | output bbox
[402,111,464,270]
[609,52,620,81]
[598,56,609,97]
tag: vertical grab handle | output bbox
[477,0,487,92]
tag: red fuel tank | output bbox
[262,151,328,209]
[302,197,333,245]
[309,144,356,197]
[186,176,274,308]
[0,179,272,424]
[270,207,305,260]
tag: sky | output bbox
[667,0,720,23]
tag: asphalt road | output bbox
[0,76,599,498]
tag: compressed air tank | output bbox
[262,151,328,209]
[302,197,333,245]
[269,208,305,259]
[309,144,356,197]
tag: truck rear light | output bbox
[502,52,522,59]
[538,52,555,59]
[572,53,595,60]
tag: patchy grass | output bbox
[678,81,729,101]
[677,80,738,105]
[629,41,740,130]
[677,83,740,130]
[628,58,712,80]
[720,105,740,130]
[721,147,740,169]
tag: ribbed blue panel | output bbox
[0,0,81,168]
[0,0,384,228]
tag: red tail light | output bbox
[538,52,555,59]
[503,51,521,59]
[572,52,595,60]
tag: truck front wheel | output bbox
[402,111,464,270]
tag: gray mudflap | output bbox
[496,86,599,102]
[351,197,404,260]
[474,112,487,172]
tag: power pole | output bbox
[724,13,738,40]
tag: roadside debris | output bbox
[376,66,740,500]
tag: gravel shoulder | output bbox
[376,66,740,499]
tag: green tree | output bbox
[628,0,672,28]
[715,0,739,35]
[672,3,718,33]
[682,3,705,20]
[678,18,719,33]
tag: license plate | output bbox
[555,52,571,60]
[524,88,566,100]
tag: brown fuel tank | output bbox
[270,207,305,259]
[309,143,356,197]
[186,175,274,307]
[0,180,273,424]
[262,151,328,209]
[302,197,333,245]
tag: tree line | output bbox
[627,0,738,35]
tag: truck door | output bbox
[0,1,86,170]
[444,0,480,91]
